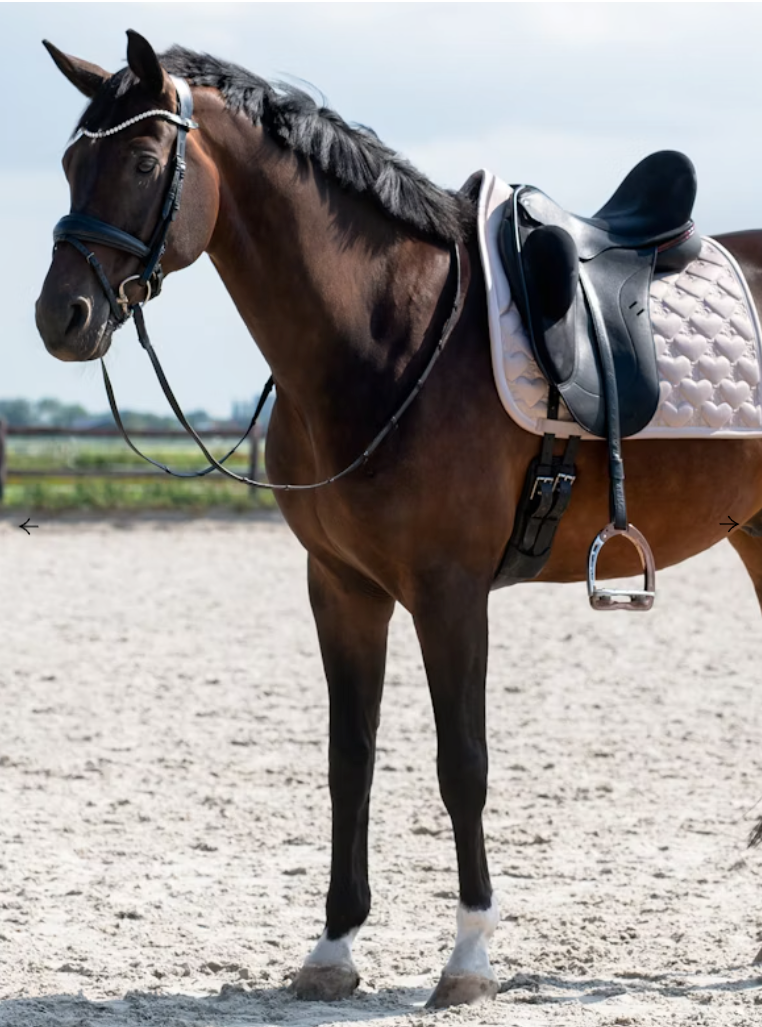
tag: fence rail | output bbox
[0,419,263,501]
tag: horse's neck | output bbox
[202,116,450,425]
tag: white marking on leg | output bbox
[304,927,358,972]
[443,897,499,979]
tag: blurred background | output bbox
[3,1,762,510]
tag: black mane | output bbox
[154,47,474,244]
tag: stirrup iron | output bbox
[587,523,656,611]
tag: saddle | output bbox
[495,151,699,609]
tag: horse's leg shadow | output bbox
[292,555,394,1002]
[411,569,500,1008]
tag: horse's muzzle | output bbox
[35,275,114,362]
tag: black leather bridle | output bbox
[52,75,465,490]
[53,75,197,324]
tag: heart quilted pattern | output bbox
[701,401,733,429]
[697,354,731,385]
[658,354,692,385]
[719,379,752,409]
[705,293,738,319]
[689,312,724,340]
[661,401,694,428]
[740,402,762,428]
[663,292,698,319]
[674,333,709,362]
[651,312,683,339]
[504,351,531,382]
[515,375,546,408]
[680,378,714,405]
[730,314,755,341]
[716,337,748,362]
[737,357,761,386]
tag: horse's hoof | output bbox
[426,972,499,1008]
[291,963,360,1001]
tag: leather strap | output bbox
[579,265,628,530]
[54,215,152,261]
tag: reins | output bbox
[54,76,465,491]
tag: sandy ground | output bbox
[1,514,761,1027]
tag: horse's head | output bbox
[36,30,217,361]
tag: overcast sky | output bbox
[4,2,762,416]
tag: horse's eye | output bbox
[137,157,158,175]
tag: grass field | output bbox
[3,436,275,512]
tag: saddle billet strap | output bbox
[492,432,579,589]
[105,243,465,491]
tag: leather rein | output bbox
[52,76,464,491]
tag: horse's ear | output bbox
[126,29,164,96]
[42,40,110,98]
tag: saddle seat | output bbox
[524,149,697,258]
[499,150,699,439]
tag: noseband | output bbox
[53,76,197,323]
[51,76,466,490]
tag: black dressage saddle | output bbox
[499,150,699,438]
[495,151,699,608]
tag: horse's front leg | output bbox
[292,554,394,1001]
[411,571,499,1008]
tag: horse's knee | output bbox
[437,740,488,816]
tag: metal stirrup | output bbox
[587,523,656,611]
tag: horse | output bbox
[35,30,762,1008]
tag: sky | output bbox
[4,1,762,417]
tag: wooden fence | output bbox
[0,419,263,501]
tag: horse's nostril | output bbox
[65,297,91,336]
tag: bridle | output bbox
[52,76,465,490]
[53,75,196,323]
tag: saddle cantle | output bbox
[494,151,700,609]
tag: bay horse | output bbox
[35,30,762,1008]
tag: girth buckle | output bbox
[587,522,656,612]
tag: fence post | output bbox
[0,418,6,503]
[248,426,260,484]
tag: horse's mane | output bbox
[81,47,474,245]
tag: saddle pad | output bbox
[475,169,762,438]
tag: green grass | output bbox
[4,437,276,512]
